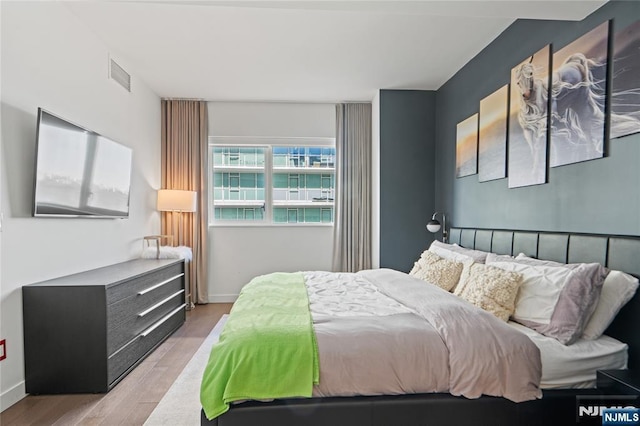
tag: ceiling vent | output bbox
[109,57,131,92]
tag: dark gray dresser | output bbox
[23,258,186,394]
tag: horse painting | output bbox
[514,40,640,171]
[549,52,607,167]
[512,50,607,170]
[512,22,616,173]
[508,45,550,188]
[514,58,549,173]
[611,19,640,139]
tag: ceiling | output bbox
[65,0,607,102]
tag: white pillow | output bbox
[582,270,639,340]
[429,246,472,264]
[449,242,489,263]
[141,245,193,260]
[515,253,566,267]
[490,261,573,324]
[429,241,475,264]
[489,259,607,345]
[486,252,516,263]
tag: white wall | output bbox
[208,102,335,301]
[0,2,161,410]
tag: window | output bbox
[212,146,266,221]
[210,141,335,225]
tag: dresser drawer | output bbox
[107,274,183,328]
[107,304,185,385]
[107,288,185,355]
[106,262,184,304]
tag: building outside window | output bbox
[210,141,335,225]
[212,146,266,221]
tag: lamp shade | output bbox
[426,220,441,233]
[426,212,447,243]
[157,189,197,212]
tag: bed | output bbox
[200,227,640,426]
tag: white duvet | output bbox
[304,269,542,402]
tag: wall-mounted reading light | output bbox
[426,212,447,243]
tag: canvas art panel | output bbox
[479,84,509,182]
[508,45,550,188]
[456,113,479,178]
[610,19,640,139]
[549,21,609,168]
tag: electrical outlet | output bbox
[0,339,6,361]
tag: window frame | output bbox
[209,136,336,227]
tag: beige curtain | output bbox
[332,103,372,272]
[161,99,208,305]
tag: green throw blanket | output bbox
[200,272,319,420]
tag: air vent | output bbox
[109,58,131,92]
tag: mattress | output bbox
[507,321,628,389]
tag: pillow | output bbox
[514,253,570,268]
[582,270,639,340]
[454,263,523,322]
[429,240,488,264]
[452,246,489,263]
[485,252,516,263]
[448,242,490,263]
[141,245,193,260]
[409,250,464,292]
[489,260,607,345]
[510,254,639,340]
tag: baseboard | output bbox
[1,381,25,412]
[208,294,238,303]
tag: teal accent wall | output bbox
[380,90,437,271]
[435,0,640,236]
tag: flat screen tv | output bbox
[33,108,133,218]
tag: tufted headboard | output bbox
[449,227,640,369]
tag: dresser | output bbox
[23,259,186,394]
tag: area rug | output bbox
[144,314,228,426]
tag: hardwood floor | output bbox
[1,303,232,426]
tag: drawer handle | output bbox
[138,290,185,317]
[138,273,184,295]
[140,304,186,337]
[109,335,140,359]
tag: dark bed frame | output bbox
[202,227,640,426]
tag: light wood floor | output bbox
[1,303,232,426]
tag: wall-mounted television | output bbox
[33,108,133,218]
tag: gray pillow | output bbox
[488,254,608,345]
[517,262,607,344]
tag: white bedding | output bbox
[507,321,628,389]
[304,269,542,402]
[306,270,627,392]
[305,271,414,317]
